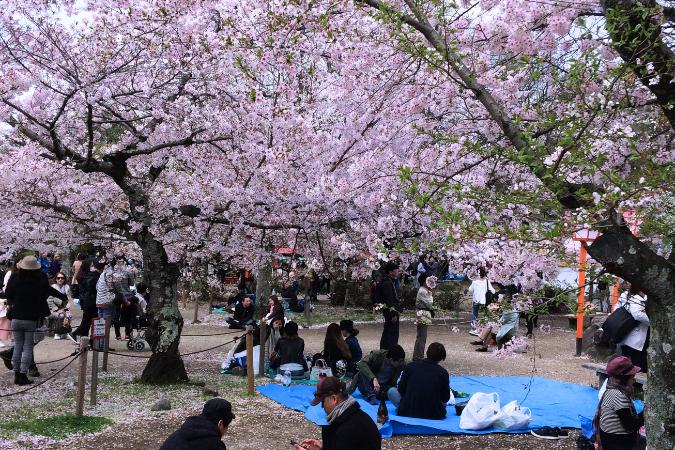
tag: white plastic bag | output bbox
[495,400,531,430]
[446,389,456,406]
[459,392,502,430]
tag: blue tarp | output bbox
[257,376,631,438]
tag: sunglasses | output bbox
[56,277,65,280]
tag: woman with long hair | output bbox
[321,322,351,373]
[340,320,362,376]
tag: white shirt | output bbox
[617,293,649,351]
[467,277,495,305]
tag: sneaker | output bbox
[531,427,560,440]
[53,335,61,340]
[469,329,479,336]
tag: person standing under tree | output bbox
[413,273,437,361]
[467,267,495,336]
[375,261,402,351]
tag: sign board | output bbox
[91,318,107,351]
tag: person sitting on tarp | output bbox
[270,321,308,376]
[347,345,406,405]
[281,283,304,313]
[388,342,450,420]
[225,296,255,330]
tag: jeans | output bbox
[471,302,481,325]
[379,311,399,350]
[11,319,37,374]
[355,371,394,403]
[413,324,428,361]
[388,387,402,406]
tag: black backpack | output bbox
[600,302,638,345]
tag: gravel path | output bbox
[0,305,594,449]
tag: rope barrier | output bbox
[0,351,80,398]
[35,351,81,365]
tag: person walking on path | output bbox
[160,398,235,450]
[375,261,402,351]
[5,255,67,385]
[467,267,495,335]
[71,259,104,339]
[413,273,437,361]
[294,376,381,450]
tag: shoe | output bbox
[14,372,34,386]
[115,336,122,340]
[557,428,569,438]
[475,347,488,352]
[0,349,13,370]
[53,335,62,340]
[530,427,560,440]
[124,336,130,340]
[470,341,484,346]
[29,366,41,378]
[469,329,479,336]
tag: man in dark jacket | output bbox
[225,296,255,329]
[375,261,401,350]
[294,377,381,450]
[390,342,450,420]
[159,398,234,450]
[348,345,406,405]
[71,260,104,339]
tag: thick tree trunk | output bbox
[140,235,188,383]
[255,259,273,319]
[588,223,675,450]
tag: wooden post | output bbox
[90,346,99,406]
[102,317,110,371]
[192,296,199,323]
[258,322,267,378]
[245,325,254,396]
[76,337,89,416]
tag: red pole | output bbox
[610,283,620,312]
[575,244,588,356]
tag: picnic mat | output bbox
[257,375,611,438]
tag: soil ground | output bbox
[0,296,596,449]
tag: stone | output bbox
[151,398,172,411]
[202,386,219,397]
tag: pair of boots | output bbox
[14,371,34,385]
[0,348,40,377]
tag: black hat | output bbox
[202,398,235,426]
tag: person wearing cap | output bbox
[5,255,68,385]
[389,342,450,420]
[413,273,437,361]
[595,356,644,450]
[348,345,406,405]
[294,376,381,450]
[374,261,402,351]
[339,320,362,377]
[159,398,235,450]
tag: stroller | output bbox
[126,312,149,352]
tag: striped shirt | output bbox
[599,389,634,434]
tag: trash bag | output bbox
[495,400,531,430]
[459,392,502,430]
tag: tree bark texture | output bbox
[588,223,675,450]
[140,234,188,383]
[255,259,273,319]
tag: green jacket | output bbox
[348,350,405,394]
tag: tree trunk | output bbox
[140,235,188,383]
[255,259,273,319]
[588,222,675,450]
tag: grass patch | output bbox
[0,414,113,439]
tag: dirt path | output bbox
[0,305,592,449]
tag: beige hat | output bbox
[17,255,41,271]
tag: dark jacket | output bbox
[78,271,102,313]
[5,270,67,321]
[396,359,450,420]
[348,350,405,394]
[375,276,401,313]
[159,415,226,450]
[265,304,284,323]
[345,335,363,372]
[321,402,381,450]
[273,336,307,369]
[232,302,254,323]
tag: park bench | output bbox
[582,362,647,390]
[565,313,608,330]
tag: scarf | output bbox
[326,396,357,424]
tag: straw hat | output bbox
[17,255,41,270]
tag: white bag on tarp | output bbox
[495,400,531,430]
[459,392,502,430]
[234,345,260,375]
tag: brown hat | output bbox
[17,255,41,271]
[310,376,346,406]
[606,356,641,377]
